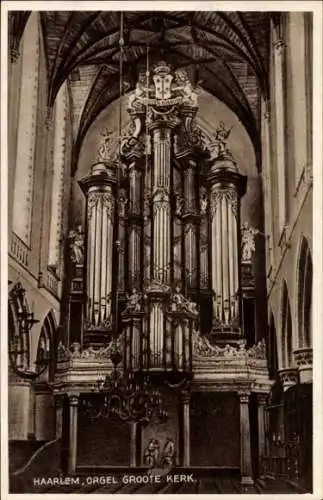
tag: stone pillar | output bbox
[34,387,55,441]
[68,394,79,474]
[182,391,191,467]
[261,99,274,271]
[208,155,247,341]
[239,392,253,486]
[55,395,64,439]
[79,163,117,343]
[130,422,137,467]
[257,394,267,478]
[273,33,287,233]
[8,379,32,440]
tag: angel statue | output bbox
[241,222,259,262]
[96,128,114,162]
[128,72,152,110]
[125,288,142,313]
[68,225,84,264]
[209,122,233,158]
[174,69,199,107]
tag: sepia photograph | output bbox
[1,1,322,497]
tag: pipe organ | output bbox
[73,61,247,372]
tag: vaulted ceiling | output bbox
[9,11,273,169]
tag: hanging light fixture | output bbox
[91,13,168,424]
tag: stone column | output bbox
[182,391,191,467]
[239,392,253,486]
[55,395,64,440]
[68,394,79,474]
[273,34,287,233]
[257,394,267,478]
[79,163,117,342]
[208,156,247,339]
[130,422,137,467]
[261,99,274,270]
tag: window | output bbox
[297,238,312,348]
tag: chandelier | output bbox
[83,340,168,424]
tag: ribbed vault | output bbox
[9,11,273,169]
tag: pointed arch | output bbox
[281,280,293,367]
[35,310,57,381]
[297,237,312,348]
[268,312,278,379]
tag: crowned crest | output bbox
[153,61,173,100]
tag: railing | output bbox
[10,232,30,267]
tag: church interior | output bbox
[7,10,314,494]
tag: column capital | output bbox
[181,390,191,404]
[238,391,251,403]
[68,393,80,405]
[257,393,268,406]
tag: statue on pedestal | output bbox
[68,225,84,264]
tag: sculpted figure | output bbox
[161,438,176,467]
[174,69,198,107]
[200,191,208,215]
[171,286,186,311]
[125,288,142,313]
[143,439,160,468]
[209,122,233,158]
[68,225,84,264]
[97,128,114,162]
[241,222,259,262]
[128,73,151,109]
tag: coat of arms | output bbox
[152,62,173,100]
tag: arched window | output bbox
[12,13,40,245]
[268,313,278,379]
[282,281,293,367]
[35,311,56,381]
[298,238,312,348]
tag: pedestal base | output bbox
[241,475,254,486]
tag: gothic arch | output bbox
[35,310,57,381]
[268,312,278,379]
[297,237,312,348]
[281,280,293,368]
